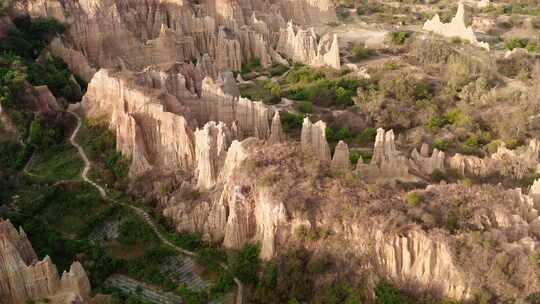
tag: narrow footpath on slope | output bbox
[67,110,244,304]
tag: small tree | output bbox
[229,243,261,285]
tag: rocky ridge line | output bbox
[0,219,91,304]
[67,108,244,304]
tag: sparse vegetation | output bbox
[406,191,420,206]
[375,281,409,304]
[77,120,129,190]
[240,57,262,75]
[3,2,540,303]
[350,42,376,61]
[239,79,281,104]
[389,31,411,45]
[26,143,83,181]
[280,111,303,134]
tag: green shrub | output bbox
[177,286,208,304]
[357,127,377,145]
[240,57,262,75]
[126,247,176,286]
[169,232,203,251]
[1,17,65,58]
[518,173,540,188]
[286,65,324,84]
[428,116,450,130]
[240,80,281,104]
[118,217,156,246]
[351,43,375,61]
[526,41,540,53]
[281,111,303,134]
[307,255,330,274]
[78,122,129,188]
[383,60,399,70]
[195,245,225,271]
[210,269,235,297]
[265,81,282,103]
[326,126,353,145]
[338,10,350,19]
[406,192,420,207]
[389,31,411,45]
[349,151,361,166]
[297,100,313,113]
[445,212,459,234]
[269,63,289,77]
[374,281,409,304]
[431,169,446,182]
[505,38,529,50]
[0,142,25,169]
[432,138,451,151]
[485,139,504,154]
[229,243,261,285]
[83,245,123,288]
[451,37,462,44]
[0,18,81,104]
[288,77,357,107]
[284,65,359,107]
[0,0,10,15]
[28,117,63,150]
[445,108,473,128]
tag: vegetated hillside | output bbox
[0,16,238,304]
[2,0,540,303]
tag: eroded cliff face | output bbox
[37,0,540,299]
[0,219,91,304]
[24,0,337,79]
[81,69,196,177]
[300,117,331,161]
[423,2,490,50]
[161,140,540,301]
[447,139,540,179]
[80,70,539,300]
[277,21,340,69]
[80,67,275,183]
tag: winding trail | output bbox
[67,110,243,304]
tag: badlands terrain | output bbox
[0,0,540,303]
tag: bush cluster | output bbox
[350,42,376,61]
[287,74,360,107]
[240,57,262,75]
[78,122,129,189]
[0,17,83,111]
[389,31,411,45]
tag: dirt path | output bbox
[67,110,244,304]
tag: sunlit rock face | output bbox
[162,139,540,301]
[300,117,331,161]
[79,66,274,180]
[277,21,341,69]
[423,2,490,50]
[0,219,92,304]
[447,140,540,179]
[24,0,338,80]
[20,0,540,301]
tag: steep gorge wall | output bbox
[161,138,540,300]
[0,219,91,304]
[80,67,275,181]
[277,21,340,69]
[24,0,338,78]
[81,69,196,177]
[23,0,337,78]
